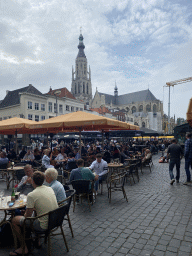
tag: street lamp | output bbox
[53,90,61,116]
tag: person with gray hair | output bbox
[45,168,66,202]
[16,164,34,194]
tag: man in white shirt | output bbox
[89,153,108,193]
[10,171,58,256]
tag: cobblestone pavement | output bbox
[1,154,192,256]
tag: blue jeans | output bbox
[169,159,180,181]
[185,158,191,182]
[94,176,105,191]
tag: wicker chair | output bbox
[107,171,128,203]
[71,180,94,212]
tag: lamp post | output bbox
[53,90,61,116]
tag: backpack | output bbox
[0,222,14,247]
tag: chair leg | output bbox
[48,234,51,256]
[67,214,74,237]
[60,226,69,252]
[73,194,76,212]
[87,195,91,212]
[122,187,128,202]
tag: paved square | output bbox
[1,154,192,256]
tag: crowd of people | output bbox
[0,135,192,255]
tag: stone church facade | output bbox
[71,33,163,132]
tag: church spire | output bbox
[114,81,118,97]
[77,28,86,58]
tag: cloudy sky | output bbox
[1,0,192,119]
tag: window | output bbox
[41,104,45,111]
[35,103,39,110]
[66,105,69,111]
[54,103,57,113]
[20,114,24,118]
[139,105,143,112]
[48,102,52,112]
[80,108,83,111]
[75,83,77,94]
[71,106,74,112]
[28,114,33,120]
[28,101,32,109]
[83,82,85,93]
[84,64,86,74]
[142,122,145,128]
[87,84,89,94]
[76,107,79,111]
[153,104,157,112]
[132,106,137,114]
[41,116,45,120]
[59,104,63,114]
[35,115,39,121]
[146,104,151,112]
[78,82,80,93]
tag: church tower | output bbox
[71,32,92,106]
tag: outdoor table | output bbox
[6,166,25,189]
[0,195,27,248]
[108,163,123,176]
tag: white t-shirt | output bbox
[27,185,58,229]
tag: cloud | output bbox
[0,0,192,119]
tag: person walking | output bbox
[184,132,192,184]
[167,138,183,185]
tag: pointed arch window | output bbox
[146,104,151,112]
[83,82,85,93]
[132,106,137,114]
[87,83,89,94]
[75,83,77,94]
[153,104,157,112]
[84,64,86,74]
[139,105,143,112]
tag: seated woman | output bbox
[45,168,66,203]
[42,149,54,169]
[51,147,59,160]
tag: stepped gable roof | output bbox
[0,84,43,109]
[98,89,157,106]
[46,87,76,100]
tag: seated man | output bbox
[16,164,34,195]
[70,158,98,200]
[45,168,66,203]
[89,153,108,194]
[22,149,35,163]
[0,151,9,166]
[10,171,58,256]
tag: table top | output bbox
[108,163,123,167]
[7,166,25,171]
[0,195,27,210]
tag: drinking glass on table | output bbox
[0,190,4,206]
[19,194,25,205]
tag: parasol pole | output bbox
[15,130,18,155]
[79,128,82,157]
[101,129,104,152]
